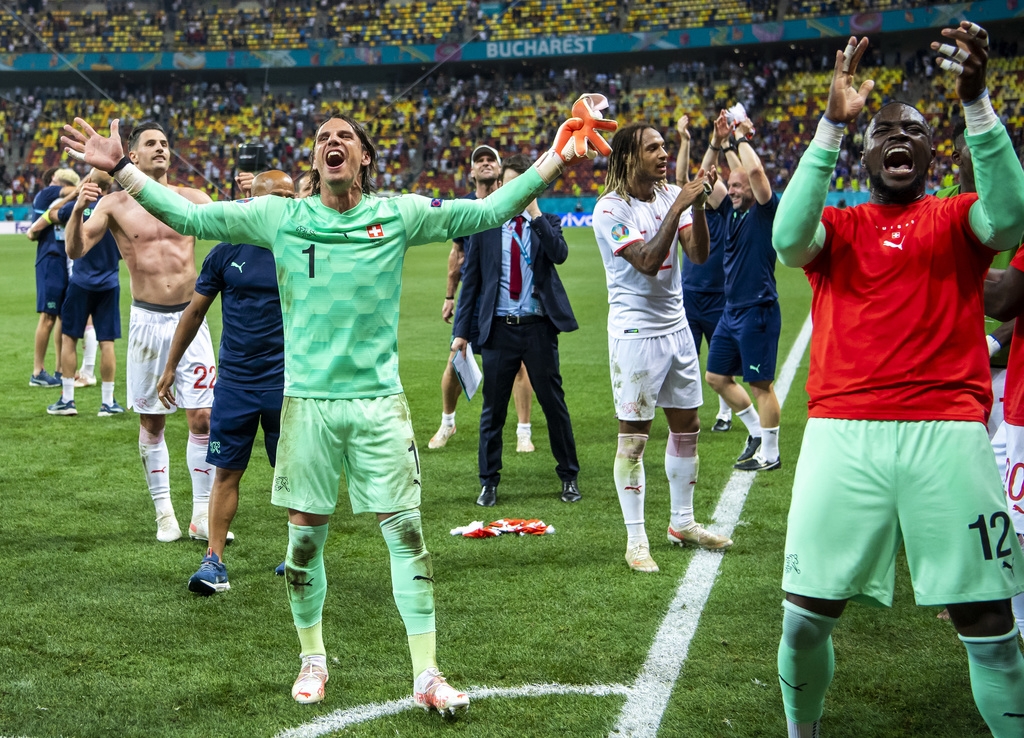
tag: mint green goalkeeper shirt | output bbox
[135,170,547,399]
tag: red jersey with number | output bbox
[803,194,993,422]
[1001,250,1024,425]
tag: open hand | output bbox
[61,118,125,172]
[824,36,875,125]
[932,20,989,103]
[677,115,690,140]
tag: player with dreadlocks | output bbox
[593,121,731,574]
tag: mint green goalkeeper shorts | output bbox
[270,394,422,516]
[782,418,1024,607]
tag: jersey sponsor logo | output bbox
[882,233,905,250]
[367,223,385,238]
[610,223,631,243]
[878,220,915,251]
[230,261,245,273]
[430,198,443,207]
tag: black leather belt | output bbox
[498,314,545,326]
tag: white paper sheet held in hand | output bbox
[452,344,483,400]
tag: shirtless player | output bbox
[65,122,218,543]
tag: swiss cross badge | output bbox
[367,223,385,238]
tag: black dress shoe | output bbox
[560,479,582,503]
[736,435,762,462]
[711,417,732,433]
[476,485,497,507]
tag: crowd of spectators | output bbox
[1,0,959,56]
[3,46,1022,211]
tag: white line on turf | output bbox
[275,683,635,738]
[608,312,813,738]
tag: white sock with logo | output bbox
[188,433,214,519]
[761,426,780,462]
[717,396,732,420]
[139,427,172,513]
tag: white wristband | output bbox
[812,117,845,152]
[114,162,149,198]
[987,334,1002,357]
[533,150,565,185]
[964,90,998,136]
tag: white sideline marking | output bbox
[609,312,813,738]
[276,683,634,738]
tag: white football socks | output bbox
[737,404,762,438]
[81,324,97,376]
[615,434,649,546]
[139,427,172,513]
[187,432,214,518]
[61,377,75,403]
[441,411,455,428]
[761,426,780,463]
[101,381,114,407]
[717,396,732,420]
[666,431,699,530]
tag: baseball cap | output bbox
[471,145,501,166]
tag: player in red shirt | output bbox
[771,23,1024,738]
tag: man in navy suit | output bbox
[452,154,581,507]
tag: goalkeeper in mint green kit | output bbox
[63,101,616,711]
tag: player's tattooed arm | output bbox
[619,177,708,275]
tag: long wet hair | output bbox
[307,114,378,197]
[601,122,663,204]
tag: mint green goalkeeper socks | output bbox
[285,523,329,653]
[960,629,1024,737]
[777,599,838,724]
[380,509,436,637]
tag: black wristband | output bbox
[108,156,130,175]
[445,295,454,300]
[736,138,752,148]
[710,144,722,151]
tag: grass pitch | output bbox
[0,230,990,737]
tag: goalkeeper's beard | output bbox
[868,168,927,204]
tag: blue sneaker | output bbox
[47,397,78,416]
[30,370,61,387]
[97,400,126,417]
[188,549,230,595]
[275,561,286,576]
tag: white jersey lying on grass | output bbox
[593,184,693,339]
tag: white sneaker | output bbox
[625,542,659,572]
[292,655,329,704]
[414,667,469,716]
[74,372,97,388]
[428,423,456,449]
[667,522,733,550]
[156,513,182,543]
[188,514,235,544]
[516,433,535,453]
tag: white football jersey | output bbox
[593,184,692,339]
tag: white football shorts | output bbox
[127,303,216,414]
[608,326,703,422]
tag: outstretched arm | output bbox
[732,120,773,206]
[932,21,1024,252]
[61,118,284,248]
[774,36,874,267]
[675,115,691,185]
